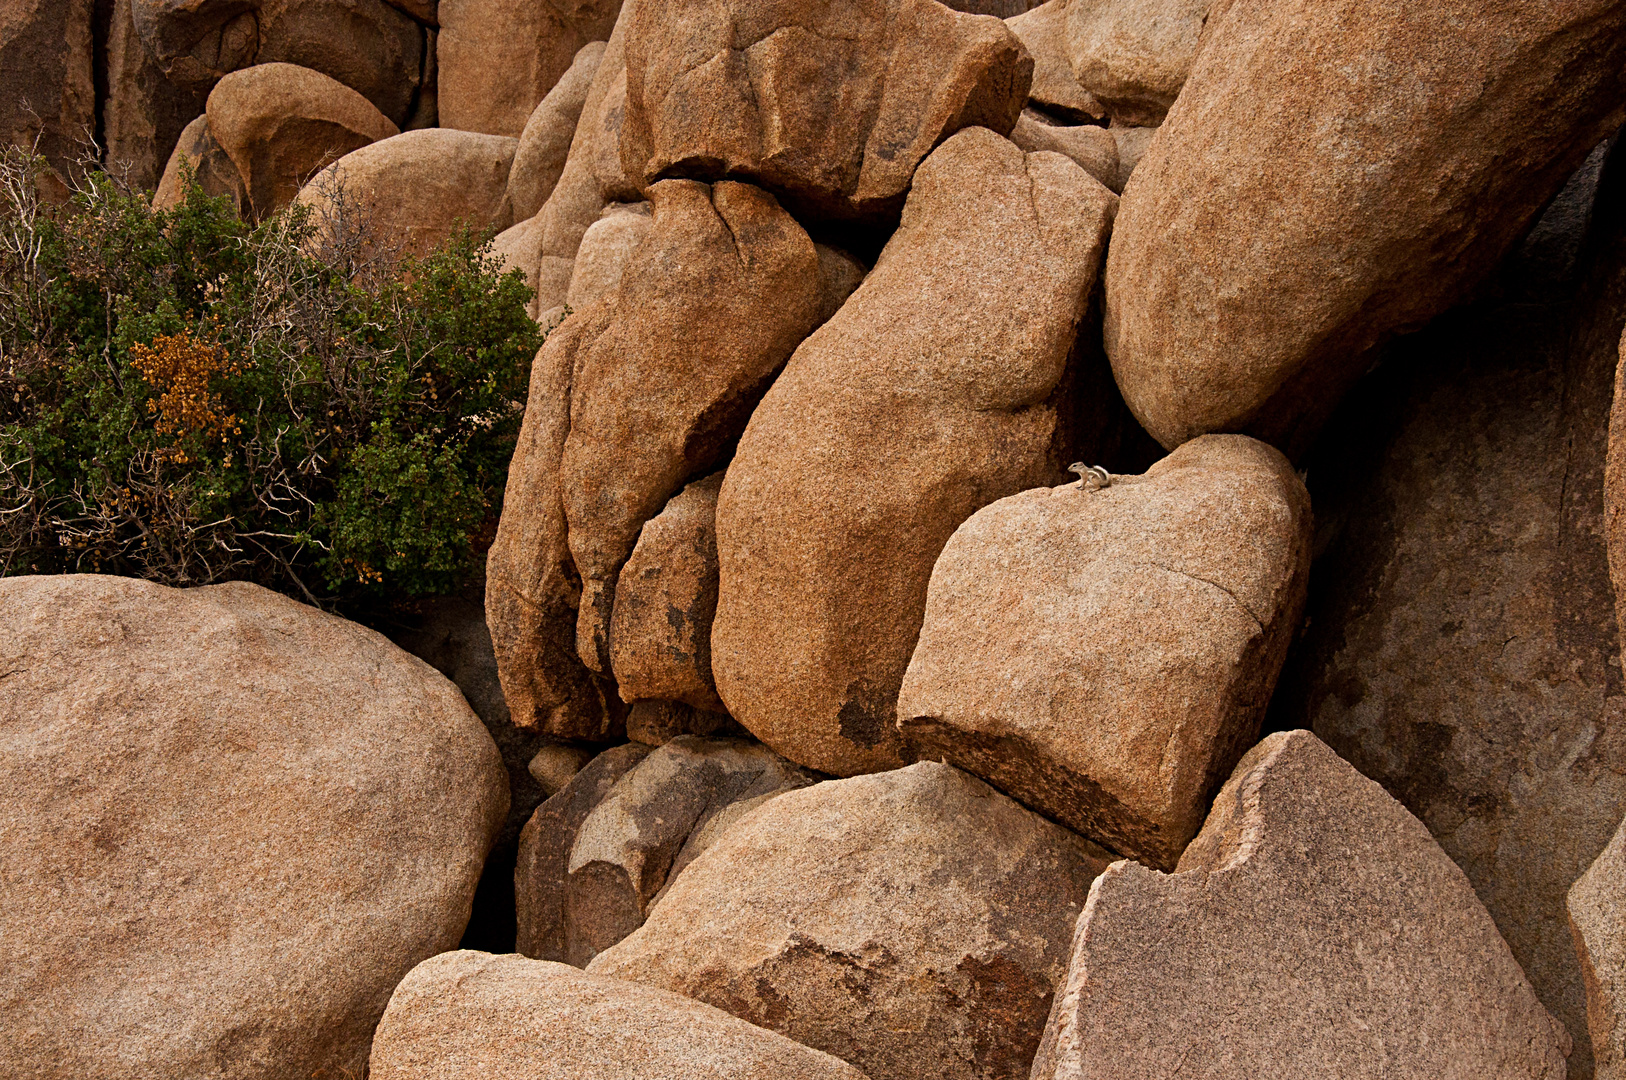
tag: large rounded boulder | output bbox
[0,575,508,1080]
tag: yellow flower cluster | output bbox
[129,331,243,464]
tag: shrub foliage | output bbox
[0,150,542,609]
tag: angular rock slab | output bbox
[1105,0,1626,453]
[899,434,1310,870]
[609,471,726,711]
[588,761,1112,1080]
[562,179,824,673]
[1570,813,1626,1080]
[1063,0,1208,126]
[1032,730,1568,1080]
[206,62,398,220]
[1007,0,1104,121]
[0,575,507,1080]
[620,0,1033,222]
[153,112,247,214]
[369,951,872,1080]
[564,735,820,964]
[516,743,651,962]
[712,126,1117,777]
[296,128,518,258]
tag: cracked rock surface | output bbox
[587,760,1111,1080]
[1032,730,1569,1080]
[898,433,1310,869]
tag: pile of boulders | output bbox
[8,0,1626,1077]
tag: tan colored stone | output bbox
[508,41,606,222]
[560,179,824,674]
[369,951,873,1080]
[0,575,507,1080]
[1570,813,1626,1080]
[899,435,1310,869]
[1104,0,1626,454]
[711,127,1116,777]
[564,735,819,964]
[1007,0,1103,121]
[623,699,737,745]
[1,0,94,186]
[487,306,624,738]
[814,243,867,322]
[516,742,651,961]
[1109,119,1154,190]
[520,0,636,317]
[1274,150,1626,1078]
[1032,730,1568,1080]
[206,62,398,220]
[129,0,258,85]
[1063,0,1206,126]
[589,761,1110,1080]
[527,742,595,796]
[296,127,517,258]
[104,0,212,192]
[608,471,726,711]
[437,0,620,137]
[1009,108,1118,190]
[152,113,247,213]
[490,212,542,294]
[620,0,1032,222]
[252,0,426,125]
[564,201,652,313]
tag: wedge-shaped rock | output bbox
[564,735,819,964]
[565,201,652,314]
[712,126,1116,777]
[899,434,1309,869]
[153,112,247,213]
[296,128,517,258]
[0,576,507,1080]
[516,743,651,961]
[1570,813,1626,1080]
[1032,730,1568,1080]
[1007,0,1103,121]
[609,471,726,711]
[1009,108,1118,191]
[437,0,621,137]
[620,0,1032,222]
[206,62,398,220]
[1063,0,1207,126]
[370,951,872,1080]
[1105,0,1626,453]
[487,306,623,738]
[562,179,824,673]
[507,42,606,222]
[589,761,1111,1080]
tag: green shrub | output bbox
[0,149,543,612]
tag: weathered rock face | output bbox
[0,575,507,1080]
[104,0,213,191]
[563,735,820,964]
[610,471,726,711]
[507,41,605,222]
[522,0,636,319]
[516,743,650,962]
[560,179,824,674]
[1007,0,1102,121]
[564,201,652,313]
[296,127,516,257]
[711,127,1117,777]
[1,0,94,186]
[370,951,873,1080]
[486,305,623,739]
[437,0,621,137]
[1109,120,1154,190]
[589,761,1111,1080]
[206,62,398,220]
[152,113,248,213]
[1032,730,1568,1080]
[1272,142,1626,1079]
[1571,813,1626,1080]
[899,434,1311,870]
[619,0,1033,222]
[252,0,426,126]
[1008,108,1117,191]
[1063,0,1206,126]
[129,0,258,85]
[1104,0,1626,454]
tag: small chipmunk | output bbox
[1068,463,1111,491]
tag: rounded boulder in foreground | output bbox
[0,575,508,1080]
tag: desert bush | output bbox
[0,148,542,611]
